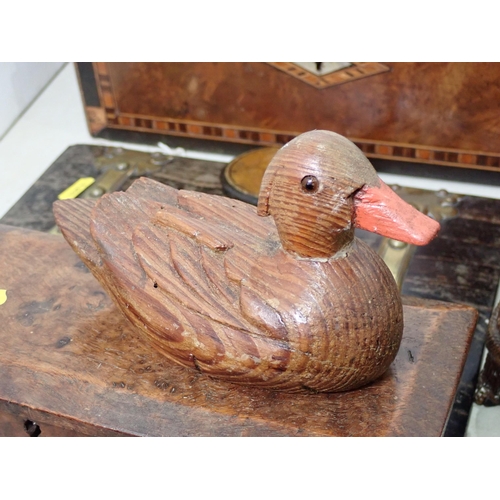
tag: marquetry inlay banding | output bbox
[266,62,391,89]
[89,63,500,173]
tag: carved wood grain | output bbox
[54,171,405,393]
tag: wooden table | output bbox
[0,224,477,436]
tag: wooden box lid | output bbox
[0,224,477,436]
[77,62,500,176]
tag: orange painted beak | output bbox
[353,179,440,246]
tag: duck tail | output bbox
[53,198,102,274]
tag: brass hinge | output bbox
[79,147,173,199]
[49,147,173,234]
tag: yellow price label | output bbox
[0,289,7,306]
[58,177,95,200]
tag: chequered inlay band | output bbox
[266,62,391,88]
[91,63,500,172]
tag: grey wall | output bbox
[0,62,65,139]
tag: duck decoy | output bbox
[53,130,440,393]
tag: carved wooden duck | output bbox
[53,130,439,393]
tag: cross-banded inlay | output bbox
[89,63,500,173]
[267,62,391,88]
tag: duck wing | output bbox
[130,182,307,385]
[54,179,188,347]
[55,178,296,384]
[130,182,288,340]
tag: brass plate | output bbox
[222,147,280,204]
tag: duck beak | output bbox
[353,179,440,245]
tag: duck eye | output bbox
[301,175,319,193]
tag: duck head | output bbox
[257,130,440,259]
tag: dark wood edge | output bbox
[0,398,130,437]
[401,295,479,313]
[74,63,107,135]
[75,62,100,107]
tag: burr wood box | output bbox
[76,62,500,181]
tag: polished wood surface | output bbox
[79,62,500,171]
[0,224,477,436]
